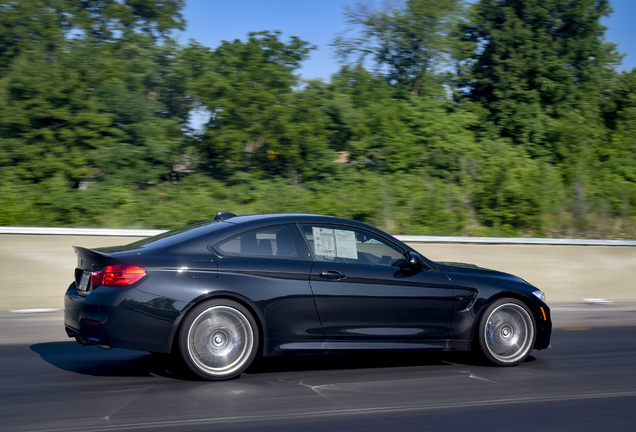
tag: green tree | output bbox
[333,0,468,97]
[61,0,185,44]
[0,48,114,184]
[86,38,187,183]
[471,140,562,233]
[0,0,188,186]
[591,69,636,230]
[183,32,315,179]
[463,0,621,154]
[607,69,636,139]
[0,0,66,72]
[325,65,406,166]
[0,0,184,73]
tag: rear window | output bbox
[115,220,226,251]
[216,225,300,258]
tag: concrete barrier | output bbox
[1,232,634,310]
[0,234,147,311]
[409,243,635,303]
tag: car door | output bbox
[213,224,323,342]
[299,224,455,340]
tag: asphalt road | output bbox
[1,306,636,432]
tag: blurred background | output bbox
[1,0,635,239]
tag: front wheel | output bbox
[178,299,259,380]
[476,298,536,366]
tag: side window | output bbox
[216,225,300,258]
[299,224,407,266]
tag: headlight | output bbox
[532,290,546,302]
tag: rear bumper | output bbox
[65,318,110,347]
[64,282,178,353]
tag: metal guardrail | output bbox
[2,226,635,246]
[0,226,166,237]
[396,235,636,246]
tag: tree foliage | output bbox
[462,0,621,153]
[0,0,635,239]
[181,32,319,179]
[333,0,467,97]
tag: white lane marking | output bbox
[9,308,61,313]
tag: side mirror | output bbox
[406,251,425,269]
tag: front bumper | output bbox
[535,303,552,350]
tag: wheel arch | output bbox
[471,292,543,349]
[168,292,266,357]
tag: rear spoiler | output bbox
[73,246,111,270]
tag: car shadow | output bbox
[32,341,487,381]
[30,341,181,379]
[246,351,478,376]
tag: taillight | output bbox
[90,265,146,287]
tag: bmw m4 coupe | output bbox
[65,212,551,380]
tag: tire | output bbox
[476,298,536,366]
[178,299,259,380]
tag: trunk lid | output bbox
[73,246,112,294]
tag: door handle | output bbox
[319,271,346,280]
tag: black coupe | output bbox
[65,212,551,380]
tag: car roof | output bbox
[102,213,405,256]
[223,213,363,226]
[221,213,398,235]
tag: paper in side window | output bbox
[312,227,358,259]
[334,229,357,259]
[312,227,335,257]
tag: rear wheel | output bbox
[476,298,536,366]
[178,299,258,380]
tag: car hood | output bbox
[436,261,530,285]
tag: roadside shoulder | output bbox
[551,302,636,328]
